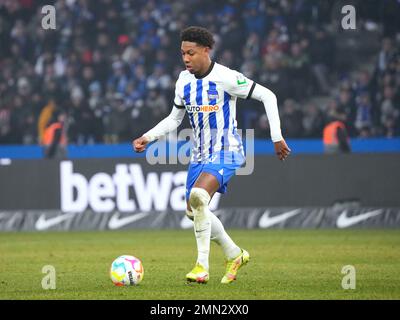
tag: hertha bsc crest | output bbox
[207,89,219,101]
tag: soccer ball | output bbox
[110,255,144,286]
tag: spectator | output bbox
[302,103,325,138]
[259,53,290,102]
[309,29,334,95]
[103,93,131,144]
[254,114,270,139]
[280,99,304,138]
[379,86,399,134]
[355,93,374,135]
[107,61,129,95]
[337,89,357,135]
[42,111,68,159]
[284,42,310,101]
[323,109,351,154]
[243,2,266,36]
[146,64,172,91]
[377,38,397,74]
[67,86,96,144]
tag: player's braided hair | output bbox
[180,26,215,49]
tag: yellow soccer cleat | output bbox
[221,249,250,284]
[186,263,209,284]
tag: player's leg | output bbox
[200,155,250,284]
[186,201,241,263]
[187,198,248,284]
[185,153,250,283]
[185,172,218,283]
[187,171,249,284]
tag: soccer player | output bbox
[133,26,290,284]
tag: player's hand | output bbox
[132,136,150,153]
[274,139,291,161]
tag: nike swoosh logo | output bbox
[108,212,150,230]
[336,209,384,228]
[259,209,302,228]
[35,212,77,231]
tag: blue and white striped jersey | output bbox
[174,62,255,162]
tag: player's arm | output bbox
[132,105,185,153]
[249,83,291,161]
[225,70,290,161]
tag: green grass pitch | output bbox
[0,229,399,300]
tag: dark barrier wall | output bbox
[228,154,400,207]
[0,154,399,210]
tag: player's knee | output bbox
[189,187,210,211]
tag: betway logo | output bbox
[60,161,220,213]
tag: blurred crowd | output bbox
[0,0,399,145]
[263,35,400,140]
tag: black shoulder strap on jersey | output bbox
[246,82,257,100]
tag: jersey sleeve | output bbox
[173,75,185,109]
[223,69,256,100]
